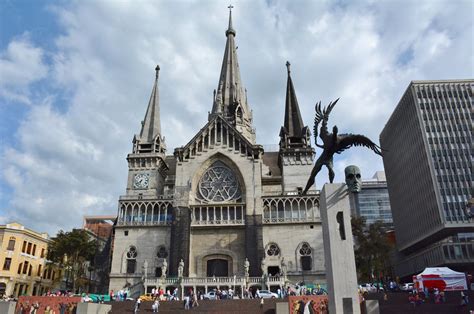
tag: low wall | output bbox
[16,296,81,314]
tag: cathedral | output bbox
[109,9,325,296]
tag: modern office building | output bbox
[380,80,473,278]
[0,222,59,297]
[356,171,393,228]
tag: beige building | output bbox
[0,222,59,297]
[110,9,325,297]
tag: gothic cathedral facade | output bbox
[109,10,325,294]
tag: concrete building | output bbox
[356,171,393,228]
[380,80,473,278]
[109,9,324,296]
[0,222,59,297]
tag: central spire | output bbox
[210,6,255,143]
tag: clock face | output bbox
[133,173,150,189]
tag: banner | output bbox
[16,296,81,314]
[288,295,329,314]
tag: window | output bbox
[7,237,15,251]
[157,246,168,258]
[40,248,45,258]
[198,161,241,202]
[28,265,32,277]
[37,265,42,276]
[299,243,312,271]
[23,261,29,274]
[126,246,137,274]
[3,258,11,271]
[32,244,36,256]
[27,242,32,255]
[124,231,129,236]
[22,241,27,253]
[18,263,23,274]
[266,243,280,256]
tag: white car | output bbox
[203,291,217,300]
[400,283,414,292]
[258,290,278,299]
[359,283,384,293]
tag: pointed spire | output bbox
[211,6,255,143]
[280,61,310,149]
[135,65,165,154]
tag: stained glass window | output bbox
[198,161,241,202]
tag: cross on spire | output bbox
[228,4,234,10]
[286,61,291,75]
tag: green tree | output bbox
[351,217,393,283]
[47,229,97,292]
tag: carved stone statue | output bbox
[280,257,287,278]
[345,165,362,193]
[142,260,148,280]
[303,99,382,194]
[178,259,184,278]
[261,258,266,276]
[161,259,168,278]
[244,258,250,277]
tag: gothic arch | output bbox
[190,153,246,205]
[295,242,313,271]
[121,245,138,274]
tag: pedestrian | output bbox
[192,292,199,307]
[151,299,159,313]
[184,294,190,310]
[260,297,264,309]
[461,291,469,306]
[134,297,141,313]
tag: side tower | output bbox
[110,66,172,293]
[278,62,315,192]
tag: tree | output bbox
[351,217,393,283]
[47,229,97,292]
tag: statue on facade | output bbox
[244,257,250,277]
[161,258,168,278]
[178,259,184,278]
[280,257,287,280]
[303,99,382,194]
[142,260,148,280]
[261,258,267,276]
[345,165,362,193]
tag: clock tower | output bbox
[125,65,168,198]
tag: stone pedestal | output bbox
[0,301,16,314]
[76,303,112,314]
[320,183,360,314]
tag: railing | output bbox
[117,199,174,226]
[190,205,245,227]
[262,194,320,224]
[143,276,284,287]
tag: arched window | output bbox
[266,243,281,257]
[157,246,168,258]
[126,246,138,274]
[7,237,15,251]
[299,243,312,271]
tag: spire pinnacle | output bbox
[155,64,160,80]
[226,4,236,37]
[286,61,291,75]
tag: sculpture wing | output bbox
[336,133,383,156]
[319,98,339,141]
[313,101,323,145]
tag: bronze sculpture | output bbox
[303,99,382,194]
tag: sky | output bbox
[0,0,472,235]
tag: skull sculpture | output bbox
[345,165,362,193]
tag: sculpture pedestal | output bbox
[320,183,360,314]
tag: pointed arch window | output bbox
[157,246,168,258]
[299,242,312,271]
[198,161,241,203]
[126,246,138,274]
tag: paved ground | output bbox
[107,291,474,313]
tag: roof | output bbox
[417,267,465,276]
[262,151,281,177]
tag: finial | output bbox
[286,61,291,75]
[155,65,160,80]
[226,4,236,37]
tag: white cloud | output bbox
[0,35,48,105]
[1,0,472,234]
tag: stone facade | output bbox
[109,10,325,295]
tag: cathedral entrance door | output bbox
[207,259,228,277]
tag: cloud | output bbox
[1,0,472,234]
[0,35,48,105]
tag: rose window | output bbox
[299,243,312,256]
[198,162,240,202]
[266,243,280,256]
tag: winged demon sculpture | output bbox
[303,99,382,194]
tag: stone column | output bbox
[320,183,360,314]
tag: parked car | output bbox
[359,283,384,293]
[203,290,217,300]
[400,283,414,292]
[258,290,278,299]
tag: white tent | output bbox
[413,267,467,291]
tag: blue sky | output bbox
[0,0,472,235]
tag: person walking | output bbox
[151,299,160,313]
[134,297,141,313]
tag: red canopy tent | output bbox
[413,267,467,292]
